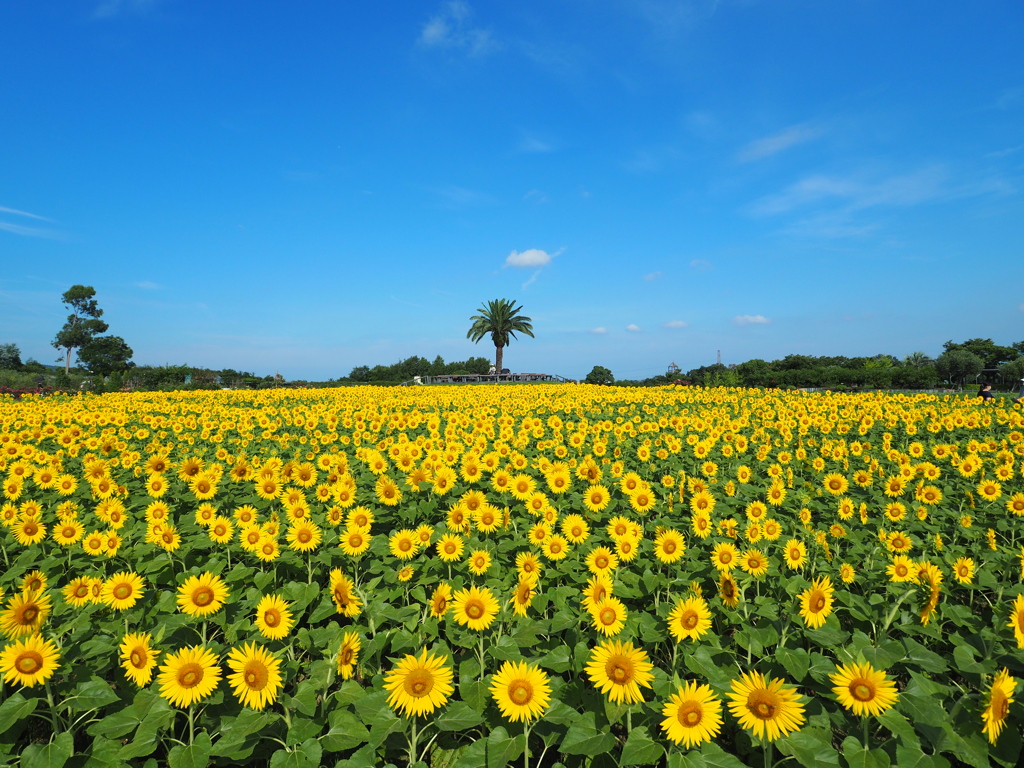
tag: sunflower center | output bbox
[16,651,43,674]
[192,587,214,606]
[681,610,699,630]
[993,690,1009,719]
[264,610,280,627]
[114,584,133,600]
[465,600,484,620]
[851,681,875,702]
[810,593,826,612]
[404,670,433,698]
[663,541,677,554]
[747,690,780,720]
[21,606,39,623]
[130,649,146,668]
[340,648,354,665]
[600,608,617,626]
[510,681,533,705]
[677,701,703,727]
[244,662,268,690]
[596,555,608,569]
[607,659,633,684]
[178,663,203,688]
[74,585,90,599]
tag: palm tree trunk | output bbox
[495,345,504,374]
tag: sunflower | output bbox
[120,632,160,686]
[727,671,805,742]
[615,535,639,563]
[340,527,371,557]
[738,549,769,578]
[510,578,535,617]
[710,542,738,571]
[839,563,856,584]
[52,519,84,547]
[586,546,618,576]
[585,640,654,705]
[660,681,723,748]
[177,572,228,617]
[337,632,361,680]
[798,576,834,629]
[20,571,46,595]
[102,572,146,611]
[582,485,611,514]
[467,549,492,576]
[822,473,849,496]
[0,634,60,687]
[383,649,454,717]
[953,557,975,585]
[1,591,51,638]
[1006,493,1024,516]
[255,536,280,562]
[654,529,685,564]
[490,661,552,722]
[667,595,712,642]
[718,572,740,609]
[561,514,590,544]
[541,534,569,561]
[286,520,321,552]
[691,512,712,540]
[254,594,294,640]
[389,529,419,560]
[451,585,500,631]
[886,555,917,583]
[528,522,551,546]
[329,568,362,617]
[226,642,283,710]
[436,533,464,562]
[515,551,542,583]
[13,517,46,546]
[829,661,898,717]
[157,645,222,708]
[1007,594,1024,648]
[429,583,453,618]
[590,597,627,636]
[581,574,614,612]
[982,668,1016,744]
[63,577,93,608]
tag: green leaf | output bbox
[901,638,948,674]
[67,678,120,711]
[335,744,381,768]
[951,644,985,675]
[485,726,524,768]
[82,736,124,768]
[538,645,572,673]
[775,647,810,682]
[321,709,370,752]
[21,733,74,768]
[893,746,951,768]
[167,732,213,768]
[0,692,37,737]
[211,709,277,757]
[697,742,749,768]
[876,708,920,749]
[489,635,523,662]
[286,715,322,746]
[841,736,891,768]
[436,701,485,732]
[269,744,320,768]
[560,711,616,755]
[775,728,839,768]
[452,737,487,768]
[684,646,733,689]
[619,726,665,766]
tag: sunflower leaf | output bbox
[560,711,616,755]
[620,725,664,766]
[436,702,485,732]
[166,731,212,768]
[20,732,74,768]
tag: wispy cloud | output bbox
[420,2,499,57]
[662,320,689,328]
[643,271,662,281]
[505,248,560,268]
[94,0,160,18]
[524,189,549,204]
[733,314,770,327]
[993,86,1023,110]
[591,327,607,334]
[626,324,642,332]
[0,206,52,222]
[689,259,712,271]
[426,184,495,209]
[985,144,1024,159]
[0,206,62,239]
[135,281,161,290]
[519,135,553,153]
[737,123,822,163]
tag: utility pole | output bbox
[717,349,722,366]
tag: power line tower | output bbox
[717,350,722,366]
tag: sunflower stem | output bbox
[187,704,195,746]
[44,680,62,733]
[408,715,419,767]
[764,740,773,768]
[478,635,486,680]
[863,716,869,751]
[523,721,531,768]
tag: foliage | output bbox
[0,344,22,371]
[347,355,491,384]
[943,338,1020,369]
[585,366,614,385]
[467,299,535,373]
[52,285,109,374]
[78,335,135,377]
[936,350,984,389]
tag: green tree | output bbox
[466,299,535,374]
[935,349,983,389]
[903,351,934,368]
[52,285,109,374]
[942,338,1018,369]
[585,365,614,385]
[78,335,135,377]
[0,343,22,370]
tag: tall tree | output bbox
[52,285,108,374]
[466,299,534,374]
[0,343,22,370]
[78,336,135,377]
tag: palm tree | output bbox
[467,299,534,374]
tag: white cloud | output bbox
[523,189,549,204]
[505,248,557,268]
[0,206,52,222]
[662,320,688,329]
[689,259,712,271]
[733,315,771,327]
[591,327,607,334]
[135,281,161,290]
[626,324,642,332]
[419,2,498,57]
[1019,304,1024,312]
[737,124,822,163]
[520,136,553,153]
[643,271,662,281]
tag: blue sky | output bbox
[2,0,1022,381]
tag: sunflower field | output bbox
[0,385,1022,768]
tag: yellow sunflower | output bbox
[586,546,619,575]
[829,661,898,717]
[590,597,627,636]
[726,671,805,742]
[254,594,294,640]
[738,548,769,578]
[585,640,654,705]
[489,660,552,722]
[510,578,535,617]
[339,527,372,557]
[982,668,1016,745]
[467,549,492,576]
[63,577,93,608]
[451,586,499,631]
[541,534,569,561]
[1,591,52,638]
[667,595,712,642]
[102,572,146,611]
[798,576,835,629]
[226,642,283,710]
[329,568,362,617]
[429,583,453,618]
[1007,594,1024,648]
[120,632,160,687]
[176,572,228,617]
[654,529,685,564]
[389,529,419,560]
[660,681,723,748]
[711,542,738,571]
[157,645,222,708]
[383,649,454,717]
[337,631,361,680]
[1,633,60,687]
